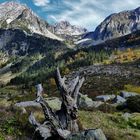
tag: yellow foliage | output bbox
[113,48,140,63]
[75,51,87,59]
[124,84,140,94]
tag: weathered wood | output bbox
[15,101,41,107]
[27,67,85,139]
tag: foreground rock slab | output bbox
[120,91,139,98]
[95,95,115,102]
[67,129,107,140]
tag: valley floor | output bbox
[0,61,140,140]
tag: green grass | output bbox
[79,111,140,140]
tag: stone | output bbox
[120,91,139,98]
[67,129,107,140]
[113,95,126,104]
[95,95,115,102]
[78,94,103,109]
[15,97,62,110]
[78,94,94,108]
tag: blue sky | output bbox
[0,0,140,30]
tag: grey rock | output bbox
[113,95,126,104]
[67,129,107,140]
[15,101,41,108]
[78,94,94,108]
[15,97,61,110]
[0,1,62,41]
[92,101,104,108]
[120,91,139,98]
[49,21,87,36]
[67,65,131,80]
[96,95,115,102]
[78,94,103,109]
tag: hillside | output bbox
[80,6,140,46]
[0,1,140,140]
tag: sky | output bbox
[0,0,140,31]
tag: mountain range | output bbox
[1,1,140,46]
[0,1,140,84]
[82,6,140,45]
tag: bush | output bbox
[127,96,140,112]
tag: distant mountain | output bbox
[0,29,67,57]
[49,21,87,36]
[0,1,70,84]
[0,1,62,41]
[83,7,140,43]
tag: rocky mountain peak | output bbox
[83,6,140,43]
[56,21,71,28]
[0,1,63,41]
[50,20,87,36]
[0,1,27,23]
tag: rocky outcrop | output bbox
[120,91,139,98]
[49,21,87,36]
[67,65,131,80]
[113,95,126,104]
[67,129,107,140]
[0,1,62,41]
[78,94,103,109]
[95,95,115,102]
[15,97,62,110]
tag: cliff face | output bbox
[49,21,87,36]
[0,1,62,41]
[84,7,140,41]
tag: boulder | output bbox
[120,91,139,98]
[15,101,41,108]
[14,97,61,111]
[92,101,104,108]
[78,94,103,109]
[113,95,126,104]
[95,95,115,102]
[67,129,107,140]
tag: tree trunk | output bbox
[28,67,85,139]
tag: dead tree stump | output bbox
[29,68,85,139]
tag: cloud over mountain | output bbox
[32,0,140,30]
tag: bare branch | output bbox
[55,67,68,96]
[72,77,85,101]
[36,84,43,98]
[68,76,80,95]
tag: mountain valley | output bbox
[0,1,140,140]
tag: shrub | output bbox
[126,95,140,112]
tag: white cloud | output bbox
[32,0,140,30]
[33,0,50,6]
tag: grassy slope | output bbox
[79,111,140,140]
